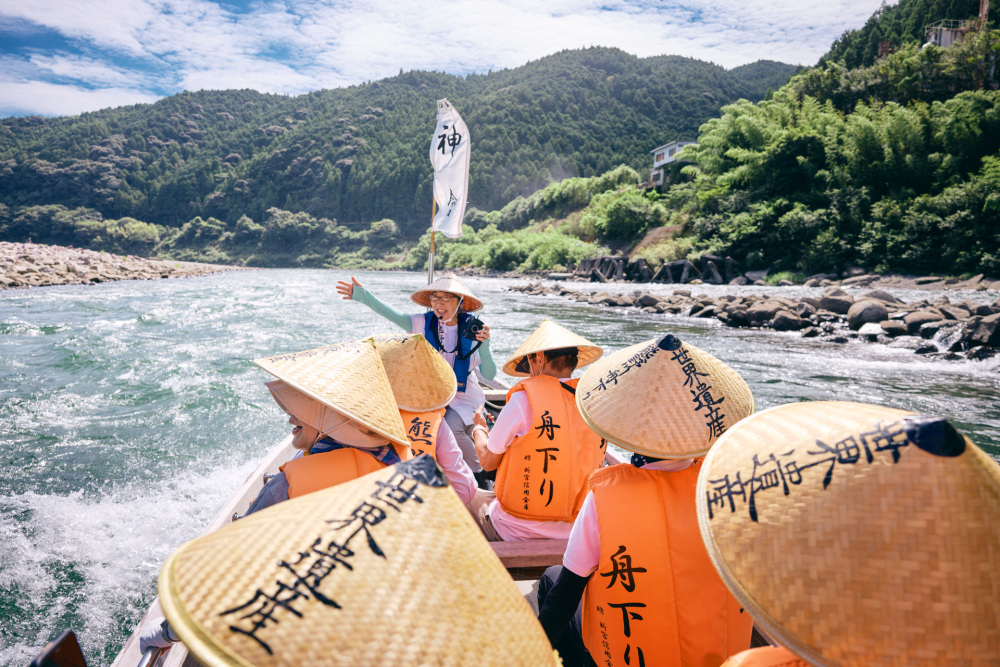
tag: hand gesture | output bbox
[473,411,489,429]
[475,324,490,342]
[335,276,362,300]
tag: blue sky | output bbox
[0,0,894,118]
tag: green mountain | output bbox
[669,24,1000,277]
[0,48,796,242]
[821,0,982,69]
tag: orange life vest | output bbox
[280,448,386,499]
[495,375,607,522]
[399,408,446,460]
[721,647,808,667]
[582,462,753,667]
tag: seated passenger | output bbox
[246,339,413,515]
[244,338,476,511]
[366,333,477,505]
[336,275,495,486]
[468,319,605,541]
[537,333,756,667]
[697,401,1000,667]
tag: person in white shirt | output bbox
[337,275,495,486]
[536,333,757,667]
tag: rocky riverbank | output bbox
[510,281,1000,362]
[0,242,251,289]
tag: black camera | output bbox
[462,316,485,341]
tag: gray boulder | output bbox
[819,293,854,314]
[880,321,908,337]
[772,310,805,331]
[847,300,889,330]
[969,313,1000,347]
[636,292,661,308]
[746,301,784,325]
[903,310,945,334]
[862,289,903,304]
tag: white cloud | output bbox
[0,80,162,117]
[27,54,139,88]
[0,0,896,116]
[1,0,160,55]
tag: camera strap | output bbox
[456,339,482,361]
[431,316,482,360]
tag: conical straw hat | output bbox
[265,380,394,450]
[502,319,604,377]
[255,341,408,449]
[158,457,559,667]
[365,333,456,412]
[410,275,483,312]
[696,401,1000,666]
[576,333,754,458]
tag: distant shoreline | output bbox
[0,242,253,290]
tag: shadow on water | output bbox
[0,268,997,665]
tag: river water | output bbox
[1,269,998,666]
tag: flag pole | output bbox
[428,199,437,284]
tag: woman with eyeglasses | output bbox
[336,274,496,487]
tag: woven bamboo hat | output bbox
[576,333,754,458]
[410,275,483,312]
[265,380,393,450]
[365,333,456,412]
[159,457,559,667]
[696,401,1000,666]
[255,341,408,450]
[502,319,604,377]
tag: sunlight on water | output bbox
[1,269,998,665]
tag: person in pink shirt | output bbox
[468,319,604,541]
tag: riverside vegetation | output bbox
[0,0,997,284]
[0,48,794,263]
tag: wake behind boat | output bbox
[106,384,633,667]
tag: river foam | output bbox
[1,269,997,665]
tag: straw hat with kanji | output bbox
[158,457,560,667]
[410,275,483,312]
[254,340,409,451]
[576,333,754,458]
[502,318,604,377]
[364,333,456,412]
[696,401,1000,665]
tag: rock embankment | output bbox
[564,254,1000,292]
[510,282,1000,362]
[0,242,249,289]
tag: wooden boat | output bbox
[104,382,771,667]
[106,384,580,667]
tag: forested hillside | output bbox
[668,25,1000,276]
[0,48,796,242]
[821,0,981,68]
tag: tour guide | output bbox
[698,401,1000,667]
[468,319,606,541]
[336,274,495,485]
[536,333,757,667]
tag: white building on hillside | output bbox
[650,140,696,186]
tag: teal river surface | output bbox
[2,269,999,666]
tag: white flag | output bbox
[429,99,470,239]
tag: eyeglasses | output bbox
[429,292,458,303]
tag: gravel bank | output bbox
[0,242,251,289]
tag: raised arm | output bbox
[476,326,497,380]
[336,276,412,332]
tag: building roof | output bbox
[651,140,696,154]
